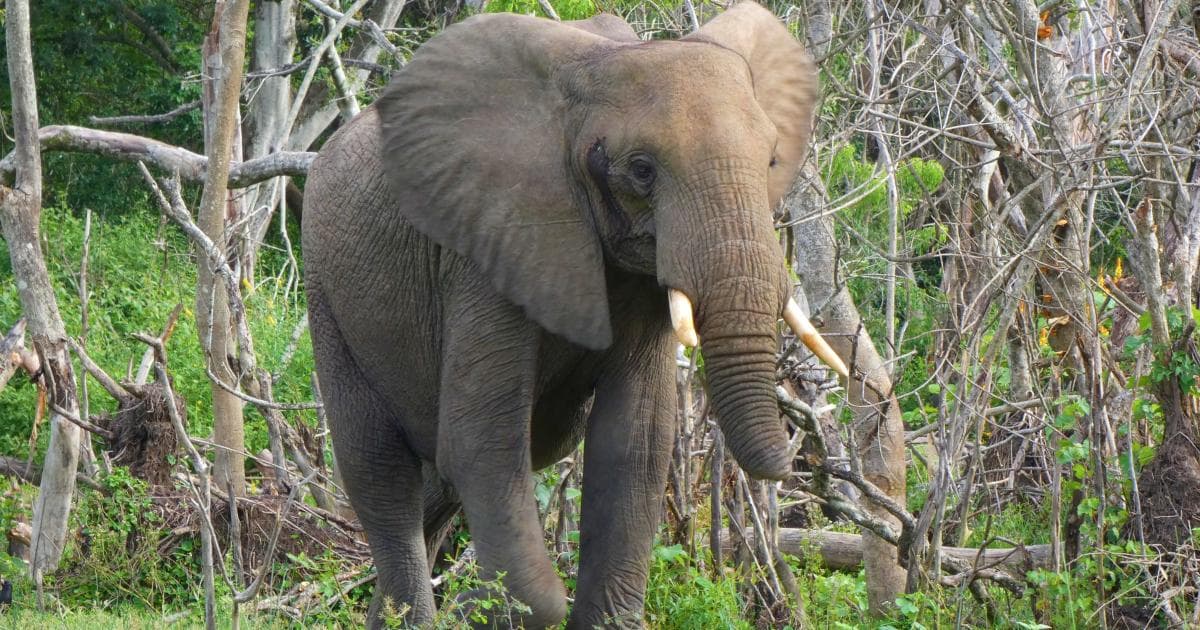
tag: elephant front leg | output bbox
[438,291,567,628]
[569,330,676,629]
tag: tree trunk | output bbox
[239,0,297,279]
[0,0,83,580]
[238,0,408,267]
[198,0,252,498]
[786,174,908,615]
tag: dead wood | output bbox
[0,456,101,491]
[721,528,1052,575]
[151,487,369,580]
[7,520,31,563]
[100,380,182,488]
[1135,419,1200,548]
[0,125,314,189]
[88,101,202,127]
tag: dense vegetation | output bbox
[2,0,1199,627]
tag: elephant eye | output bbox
[769,156,779,168]
[629,156,656,188]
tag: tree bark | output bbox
[786,173,908,615]
[198,0,253,499]
[0,0,83,580]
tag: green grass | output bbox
[0,605,342,629]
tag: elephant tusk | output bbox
[668,289,700,348]
[784,298,849,378]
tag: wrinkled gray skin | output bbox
[302,3,816,628]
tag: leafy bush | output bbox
[645,544,753,629]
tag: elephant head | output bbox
[376,3,844,480]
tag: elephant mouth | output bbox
[665,287,848,378]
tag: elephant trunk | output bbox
[657,179,815,480]
[693,270,792,480]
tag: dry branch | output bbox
[89,100,201,126]
[0,126,314,188]
[301,0,400,58]
[0,456,102,491]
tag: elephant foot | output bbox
[567,598,645,629]
[368,592,434,630]
[448,580,567,629]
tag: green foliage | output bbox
[645,545,752,630]
[0,201,313,469]
[794,557,869,628]
[1026,541,1155,630]
[826,146,945,220]
[0,1,206,220]
[485,0,599,20]
[422,565,533,628]
[823,146,946,417]
[50,469,195,610]
[1126,307,1200,395]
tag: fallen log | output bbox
[0,455,102,490]
[723,528,1052,575]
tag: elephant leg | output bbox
[438,286,567,628]
[422,463,461,567]
[569,330,676,629]
[308,289,433,628]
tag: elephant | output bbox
[301,2,845,627]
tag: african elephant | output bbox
[302,3,844,627]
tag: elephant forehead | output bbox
[578,42,754,104]
[572,43,775,143]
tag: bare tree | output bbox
[238,0,408,276]
[197,0,254,498]
[0,0,83,586]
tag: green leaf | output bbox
[1137,311,1152,332]
[653,544,687,564]
[1137,444,1156,467]
[534,482,553,509]
[894,595,919,616]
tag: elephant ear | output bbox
[376,15,626,350]
[686,2,818,207]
